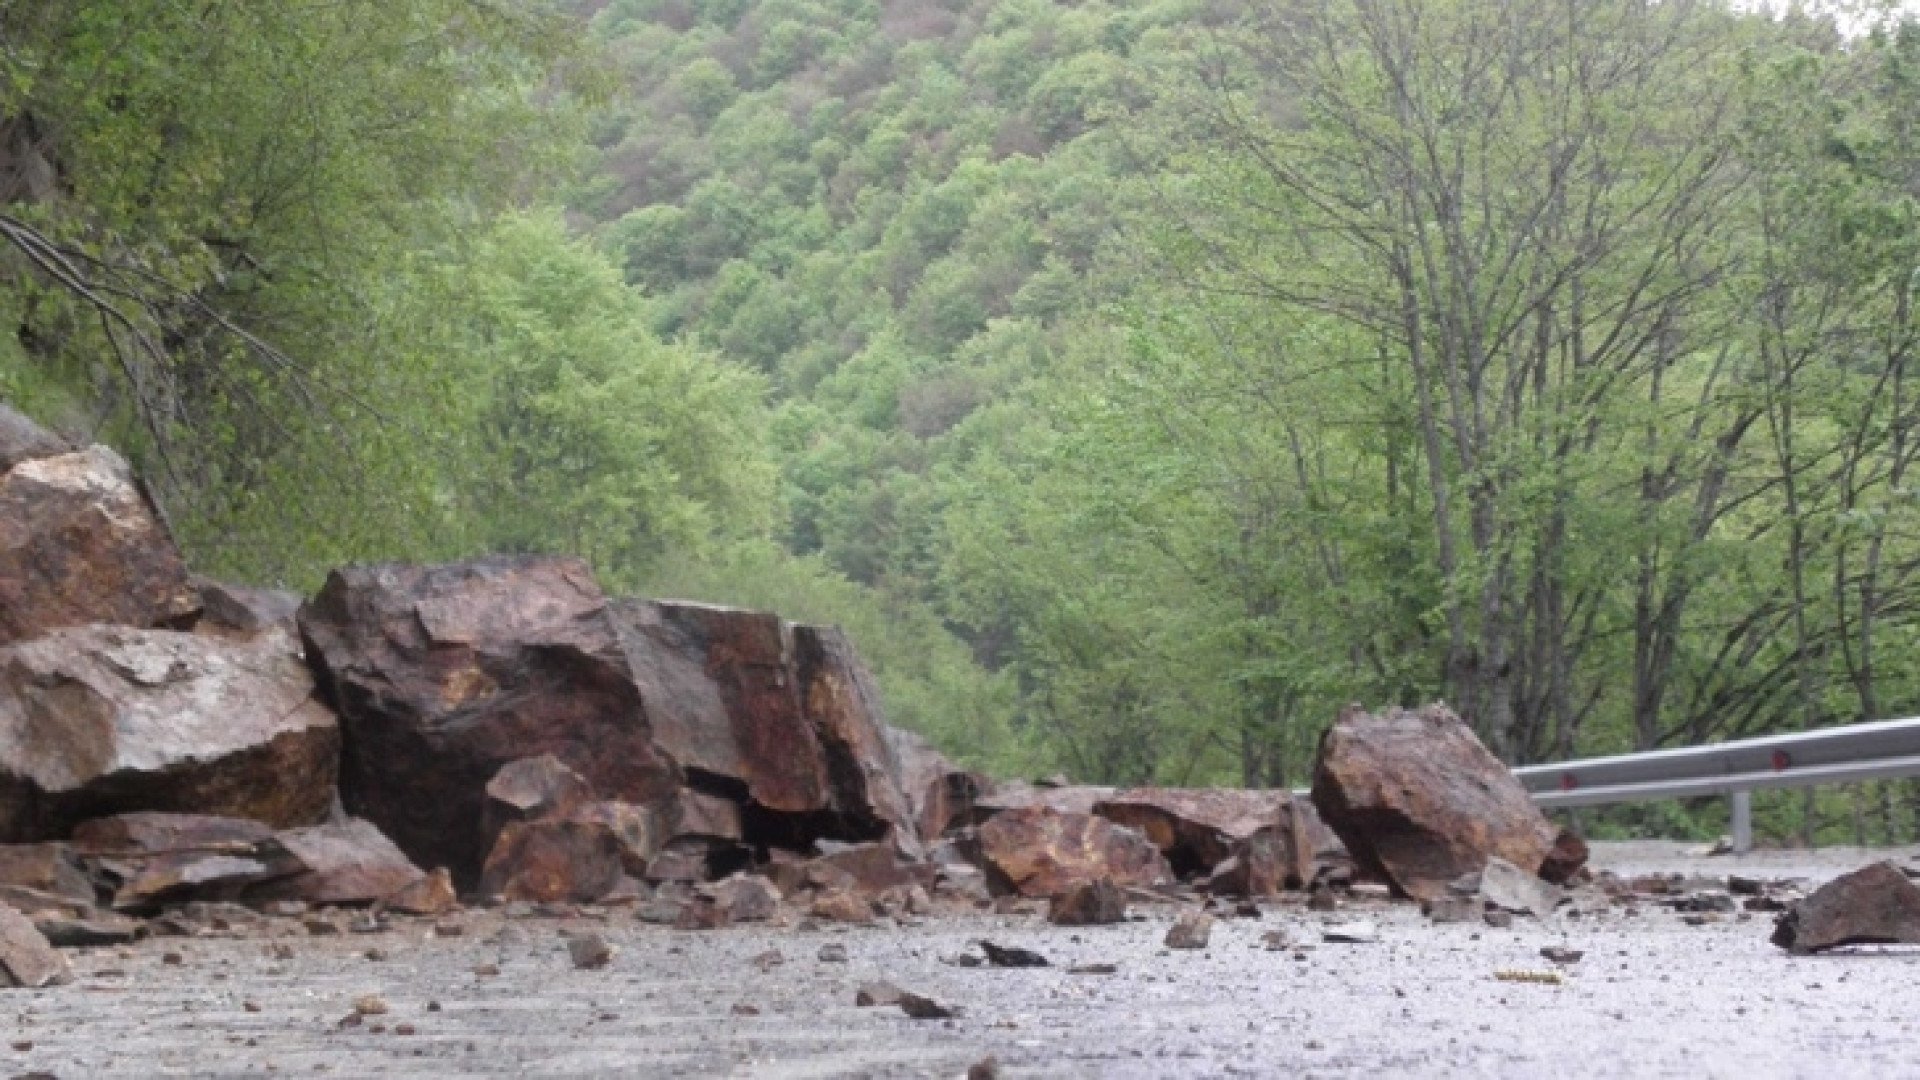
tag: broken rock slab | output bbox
[1771,861,1920,955]
[299,557,681,888]
[0,626,338,843]
[0,844,96,910]
[1473,857,1565,920]
[888,725,987,844]
[248,818,427,906]
[961,807,1174,898]
[188,578,302,643]
[1310,703,1571,901]
[1095,788,1315,894]
[0,443,200,648]
[0,902,69,988]
[482,755,594,843]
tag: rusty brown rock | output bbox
[70,811,274,858]
[298,558,679,888]
[1310,704,1557,902]
[1539,827,1591,885]
[963,808,1174,898]
[483,755,593,842]
[568,801,663,875]
[0,901,69,988]
[809,843,919,897]
[0,627,338,843]
[1094,788,1314,893]
[478,818,628,903]
[1164,910,1213,949]
[381,867,458,916]
[612,601,826,812]
[888,725,987,843]
[791,624,922,859]
[0,403,70,472]
[1771,861,1920,954]
[0,445,200,648]
[1048,878,1127,926]
[248,819,426,906]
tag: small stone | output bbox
[810,890,874,925]
[730,1003,759,1016]
[1048,878,1127,927]
[244,1001,262,1013]
[1261,929,1292,951]
[395,1023,416,1036]
[1483,911,1514,929]
[897,991,958,1019]
[568,934,613,970]
[1322,920,1379,944]
[968,1055,1001,1080]
[855,981,904,1006]
[1068,962,1118,974]
[977,940,1050,968]
[472,963,500,978]
[1539,945,1584,964]
[749,949,783,971]
[354,995,388,1016]
[817,943,849,963]
[1164,911,1213,950]
[162,951,184,965]
[433,921,464,938]
[1423,896,1481,925]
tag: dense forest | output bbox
[3,0,1917,840]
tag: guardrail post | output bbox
[1730,789,1753,854]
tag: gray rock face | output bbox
[0,626,338,842]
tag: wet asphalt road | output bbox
[7,842,1919,1079]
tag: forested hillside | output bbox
[5,0,1919,838]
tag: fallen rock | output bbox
[661,789,743,845]
[673,897,729,930]
[791,623,925,859]
[189,579,302,643]
[0,445,199,648]
[0,844,95,909]
[33,912,141,947]
[1476,856,1565,920]
[70,811,274,858]
[855,980,904,1006]
[0,626,338,842]
[568,932,614,969]
[483,755,593,840]
[1094,788,1314,893]
[299,557,680,887]
[1422,896,1480,924]
[1049,878,1127,926]
[479,817,628,903]
[806,842,919,897]
[703,874,780,923]
[249,818,426,906]
[961,808,1174,898]
[1164,910,1213,949]
[1310,704,1564,901]
[897,990,957,1019]
[1771,861,1920,955]
[888,725,987,843]
[1539,828,1591,886]
[810,890,874,925]
[380,868,458,916]
[0,902,69,987]
[977,940,1050,967]
[569,801,664,876]
[114,853,287,911]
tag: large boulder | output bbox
[961,807,1174,898]
[608,601,921,857]
[298,557,680,888]
[0,626,338,843]
[0,445,199,646]
[1094,788,1315,892]
[1311,703,1565,901]
[1771,861,1920,954]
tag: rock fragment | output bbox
[0,903,69,988]
[1322,920,1379,943]
[1771,861,1920,954]
[855,980,904,1006]
[897,990,957,1019]
[0,444,199,648]
[568,933,614,970]
[961,808,1173,898]
[381,868,458,917]
[1476,857,1564,919]
[0,626,338,842]
[1048,878,1127,927]
[976,940,1049,967]
[1094,788,1314,893]
[250,818,427,906]
[1164,911,1213,950]
[1310,703,1568,901]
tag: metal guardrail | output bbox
[1510,717,1920,852]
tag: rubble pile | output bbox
[11,399,1912,991]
